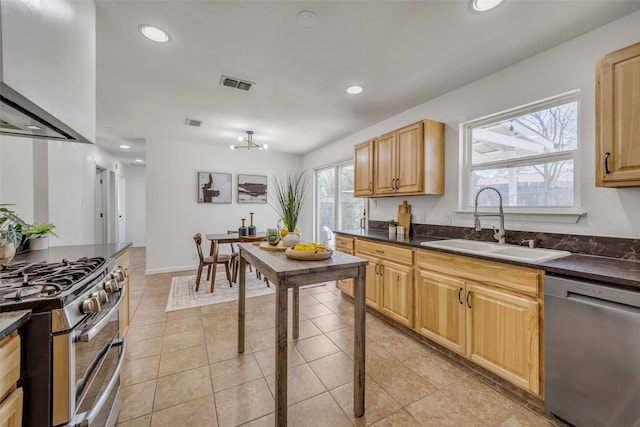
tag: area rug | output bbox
[166,271,274,312]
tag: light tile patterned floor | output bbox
[117,248,567,427]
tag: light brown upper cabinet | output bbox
[596,41,640,187]
[353,139,375,197]
[375,122,426,195]
[354,119,444,197]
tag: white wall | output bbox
[47,140,125,246]
[0,136,34,224]
[125,165,146,246]
[302,10,640,240]
[0,135,126,247]
[1,0,96,142]
[145,139,302,273]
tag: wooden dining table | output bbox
[204,231,266,256]
[237,242,368,426]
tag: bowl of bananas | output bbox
[285,242,333,260]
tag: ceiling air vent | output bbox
[220,75,253,91]
[185,118,202,127]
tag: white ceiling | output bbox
[94,0,640,164]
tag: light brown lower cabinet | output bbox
[466,282,539,394]
[415,269,466,354]
[335,236,543,396]
[335,236,355,297]
[0,387,23,427]
[116,250,131,337]
[355,239,414,327]
[0,331,22,427]
[357,252,382,311]
[380,259,413,327]
[415,249,542,396]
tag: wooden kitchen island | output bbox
[237,243,368,426]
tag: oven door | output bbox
[72,287,126,427]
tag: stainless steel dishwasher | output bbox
[544,274,640,427]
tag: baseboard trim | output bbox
[145,265,196,275]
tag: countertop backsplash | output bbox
[368,221,639,261]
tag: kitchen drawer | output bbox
[0,387,23,427]
[335,236,354,251]
[355,239,413,266]
[0,333,20,401]
[416,249,541,297]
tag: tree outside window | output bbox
[465,91,579,209]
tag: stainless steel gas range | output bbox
[0,257,127,427]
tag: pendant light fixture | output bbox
[471,0,504,12]
[230,131,268,150]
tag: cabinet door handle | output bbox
[466,291,472,309]
[374,264,379,275]
[390,179,395,190]
[604,152,611,174]
[368,182,372,192]
[395,177,399,190]
[375,249,385,254]
[458,287,463,305]
[379,265,384,275]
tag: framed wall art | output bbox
[198,172,232,203]
[237,174,267,203]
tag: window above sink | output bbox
[460,90,581,218]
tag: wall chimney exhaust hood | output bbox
[0,82,90,143]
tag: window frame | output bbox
[459,90,584,217]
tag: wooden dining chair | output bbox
[193,233,233,292]
[225,229,257,283]
[238,236,270,287]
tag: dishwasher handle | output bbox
[568,292,640,317]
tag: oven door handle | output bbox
[77,338,126,427]
[77,285,125,343]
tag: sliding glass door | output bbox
[315,161,365,249]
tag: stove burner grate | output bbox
[0,257,106,302]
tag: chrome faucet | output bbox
[473,186,506,244]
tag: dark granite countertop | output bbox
[0,310,31,340]
[335,229,640,290]
[12,242,132,264]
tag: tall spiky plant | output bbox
[271,170,308,234]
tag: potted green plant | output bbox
[23,222,58,250]
[0,204,29,264]
[271,170,308,247]
[385,219,398,237]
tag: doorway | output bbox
[109,171,117,242]
[117,174,126,242]
[95,166,107,244]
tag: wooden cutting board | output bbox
[397,201,411,235]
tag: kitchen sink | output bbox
[420,239,571,264]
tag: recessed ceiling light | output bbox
[346,85,364,95]
[25,125,41,130]
[120,145,130,149]
[471,0,504,12]
[139,24,171,43]
[135,159,144,163]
